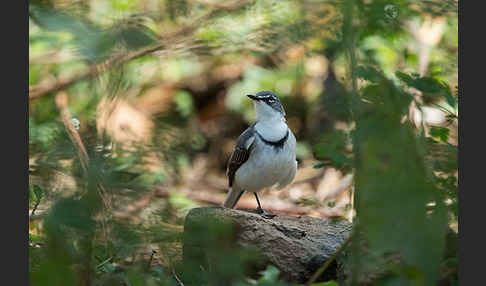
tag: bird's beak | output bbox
[247,94,258,100]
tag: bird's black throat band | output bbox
[256,129,289,148]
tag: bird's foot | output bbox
[256,207,277,219]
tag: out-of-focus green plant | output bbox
[29,0,457,285]
[350,70,448,285]
[309,1,457,285]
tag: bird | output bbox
[222,90,297,218]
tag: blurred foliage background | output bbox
[29,0,458,285]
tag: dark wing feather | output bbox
[227,124,255,187]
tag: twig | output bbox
[55,93,89,172]
[29,0,253,100]
[147,250,156,268]
[54,92,111,208]
[54,92,113,250]
[305,231,354,286]
[29,196,42,222]
[172,268,185,286]
[96,257,113,269]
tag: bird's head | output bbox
[247,91,286,122]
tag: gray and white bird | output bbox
[222,90,297,218]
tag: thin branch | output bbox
[55,93,90,170]
[147,250,157,268]
[96,256,113,269]
[305,230,354,286]
[29,196,42,222]
[54,92,112,210]
[172,268,185,286]
[29,0,253,100]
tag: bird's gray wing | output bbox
[227,124,256,187]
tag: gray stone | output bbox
[182,207,353,284]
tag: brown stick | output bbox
[55,93,89,169]
[29,0,253,100]
[29,196,42,222]
[54,92,111,209]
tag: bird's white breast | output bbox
[234,129,297,192]
[254,120,288,141]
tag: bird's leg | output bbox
[254,193,276,219]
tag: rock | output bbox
[182,207,352,284]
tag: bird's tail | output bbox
[222,187,244,209]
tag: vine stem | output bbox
[305,231,354,286]
[341,1,362,285]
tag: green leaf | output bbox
[441,83,456,108]
[102,263,116,273]
[33,184,44,200]
[30,2,156,63]
[356,66,384,83]
[395,72,440,92]
[150,266,165,276]
[352,77,448,285]
[313,162,329,169]
[429,127,450,143]
[395,72,456,107]
[29,233,44,242]
[174,91,194,117]
[395,71,416,85]
[313,131,352,171]
[44,198,96,233]
[259,265,280,282]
